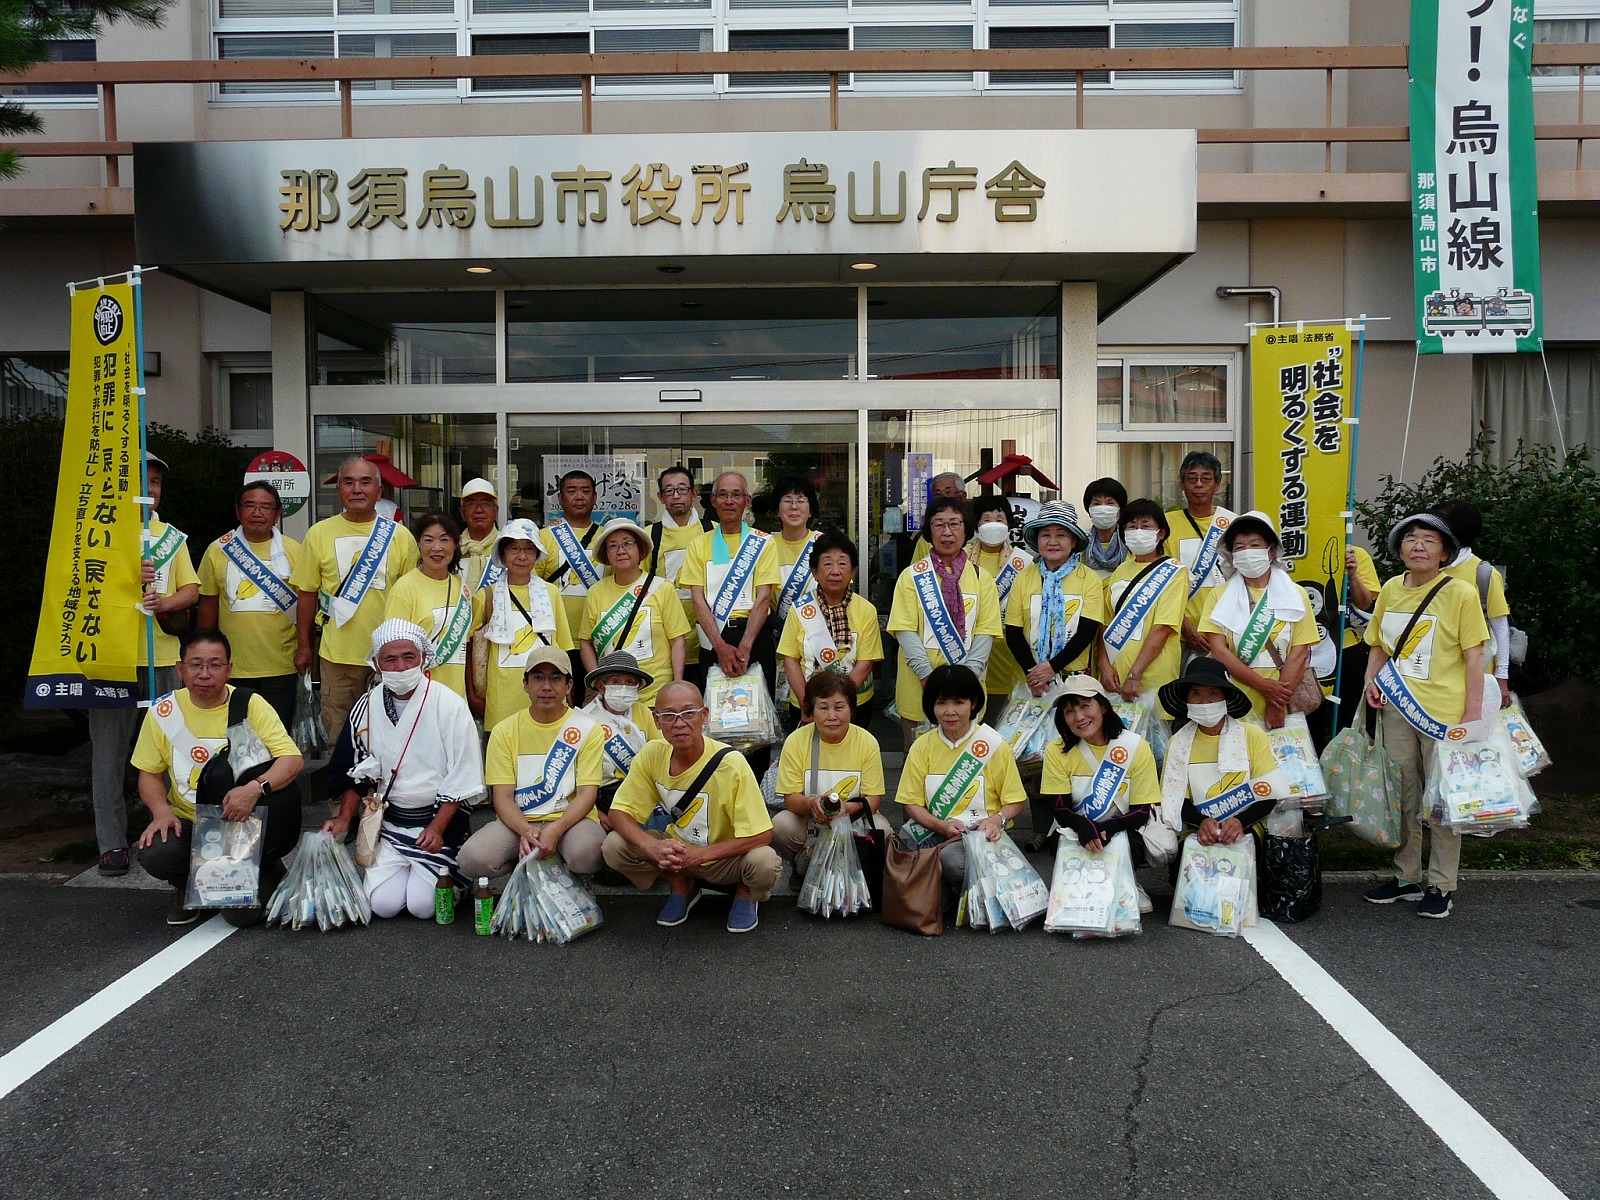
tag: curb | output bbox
[1324,869,1599,883]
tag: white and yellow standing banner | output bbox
[24,282,145,708]
[1249,323,1353,587]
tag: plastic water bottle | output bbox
[435,872,455,925]
[473,877,493,935]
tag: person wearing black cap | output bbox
[88,451,200,877]
[1361,512,1488,919]
[579,651,662,814]
[1153,658,1288,902]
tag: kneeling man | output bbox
[602,680,779,933]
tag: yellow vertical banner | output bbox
[1250,323,1353,596]
[24,283,144,708]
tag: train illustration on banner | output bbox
[1421,287,1536,340]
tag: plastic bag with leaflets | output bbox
[995,679,1060,766]
[797,813,873,918]
[267,831,372,931]
[185,804,267,910]
[1498,695,1551,779]
[704,664,781,750]
[1319,699,1402,849]
[1044,831,1141,937]
[490,854,604,945]
[1168,834,1253,937]
[1425,722,1535,837]
[1268,713,1329,803]
[291,672,328,756]
[1111,692,1169,774]
[959,829,1049,932]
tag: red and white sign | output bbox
[244,451,311,518]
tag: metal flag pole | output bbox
[132,265,156,708]
[1330,313,1370,714]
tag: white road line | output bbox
[1244,921,1570,1200]
[0,916,235,1102]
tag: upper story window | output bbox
[1533,2,1600,83]
[0,39,96,104]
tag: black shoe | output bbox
[166,891,201,926]
[1364,878,1423,904]
[1417,887,1453,919]
[99,849,130,877]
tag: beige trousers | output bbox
[602,830,781,901]
[1383,705,1463,893]
[319,659,373,748]
[458,818,606,879]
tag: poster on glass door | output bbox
[541,454,648,523]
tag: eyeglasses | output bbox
[929,519,966,532]
[713,490,747,501]
[181,658,227,671]
[652,708,704,726]
[660,485,693,496]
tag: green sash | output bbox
[147,523,186,570]
[909,728,997,846]
[592,583,643,657]
[434,580,474,665]
[1235,587,1277,666]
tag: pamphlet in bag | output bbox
[1169,834,1253,937]
[704,664,781,750]
[185,804,267,909]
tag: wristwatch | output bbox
[257,779,273,797]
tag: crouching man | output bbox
[134,628,304,927]
[602,680,780,933]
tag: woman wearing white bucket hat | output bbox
[468,518,575,731]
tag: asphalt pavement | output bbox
[0,874,1595,1200]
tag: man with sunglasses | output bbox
[601,680,780,934]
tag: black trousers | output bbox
[139,786,303,899]
[233,673,297,732]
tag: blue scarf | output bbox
[1034,554,1082,661]
[1084,529,1127,573]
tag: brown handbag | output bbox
[882,836,950,936]
[1265,640,1325,714]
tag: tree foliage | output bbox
[1355,433,1600,690]
[0,0,169,180]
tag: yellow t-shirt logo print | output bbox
[1399,616,1435,660]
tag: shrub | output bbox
[1355,433,1600,691]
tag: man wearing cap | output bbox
[458,477,502,590]
[579,652,661,815]
[602,679,780,933]
[324,619,483,919]
[197,480,302,728]
[88,451,201,876]
[538,470,604,682]
[644,465,714,637]
[580,517,689,707]
[1163,450,1236,655]
[291,455,420,745]
[459,644,607,881]
[679,471,781,694]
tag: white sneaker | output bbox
[1136,885,1153,915]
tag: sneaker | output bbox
[1364,878,1424,904]
[1417,887,1454,919]
[656,885,702,927]
[1136,885,1153,915]
[166,891,200,927]
[726,896,760,934]
[98,848,130,877]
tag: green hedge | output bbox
[1355,435,1600,691]
[8,415,253,705]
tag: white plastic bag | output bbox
[797,814,872,918]
[705,664,781,750]
[959,830,1049,932]
[267,831,372,931]
[186,804,266,910]
[1169,834,1253,937]
[1268,713,1328,803]
[996,680,1059,766]
[1426,725,1534,836]
[1112,692,1170,773]
[491,853,604,944]
[1499,695,1551,778]
[1045,831,1141,937]
[291,672,328,756]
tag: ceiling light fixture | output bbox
[851,261,877,271]
[466,265,493,274]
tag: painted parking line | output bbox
[1244,921,1569,1200]
[0,916,235,1102]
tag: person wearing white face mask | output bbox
[968,495,1032,720]
[1082,477,1129,577]
[1197,511,1319,730]
[324,620,484,920]
[1152,658,1288,905]
[1099,499,1190,711]
[579,651,662,818]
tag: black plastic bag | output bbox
[1260,830,1322,924]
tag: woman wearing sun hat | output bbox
[1360,511,1488,920]
[1197,509,1319,729]
[1003,500,1109,696]
[468,518,575,731]
[579,650,662,815]
[579,516,689,708]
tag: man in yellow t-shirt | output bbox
[132,628,304,926]
[198,480,302,727]
[537,469,604,681]
[679,471,782,693]
[459,645,607,881]
[643,465,714,636]
[1163,450,1230,654]
[89,452,200,878]
[602,680,780,933]
[290,455,419,745]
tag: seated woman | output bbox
[1040,674,1161,911]
[469,517,575,732]
[770,671,890,878]
[384,511,473,704]
[1198,510,1318,730]
[579,650,662,820]
[895,663,1028,889]
[776,529,883,732]
[1153,658,1287,877]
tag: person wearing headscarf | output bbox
[1082,477,1130,576]
[468,518,575,731]
[1361,512,1488,920]
[324,620,484,920]
[1197,510,1318,729]
[1003,501,1108,697]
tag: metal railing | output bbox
[4,45,1599,188]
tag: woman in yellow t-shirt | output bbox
[579,518,689,708]
[468,518,575,731]
[384,512,474,705]
[1003,500,1108,695]
[1098,499,1188,714]
[968,494,1031,721]
[1198,511,1318,729]
[777,529,884,729]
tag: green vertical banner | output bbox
[1409,0,1542,354]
